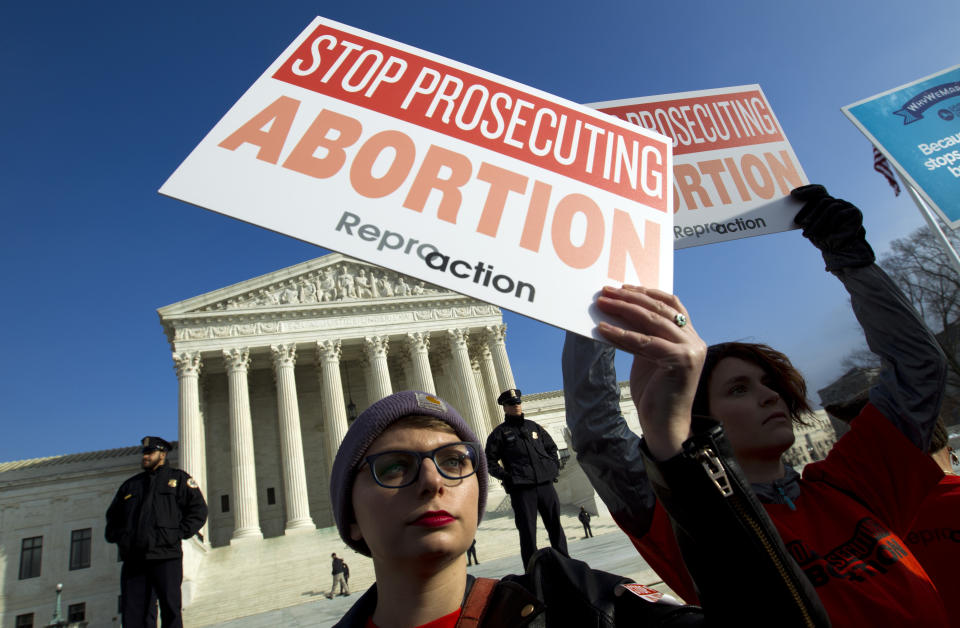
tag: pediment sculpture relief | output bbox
[199,263,447,312]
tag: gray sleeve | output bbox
[561,332,657,537]
[836,263,947,450]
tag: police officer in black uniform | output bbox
[485,389,568,568]
[106,436,208,628]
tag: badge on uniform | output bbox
[168,479,178,488]
[532,432,539,439]
[124,494,133,500]
[187,477,198,489]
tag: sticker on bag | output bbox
[615,583,682,606]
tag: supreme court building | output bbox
[161,252,519,546]
[1,253,541,625]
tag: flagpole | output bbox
[900,177,960,277]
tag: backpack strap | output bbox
[455,577,498,628]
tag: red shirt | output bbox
[906,473,960,627]
[630,404,949,627]
[365,608,461,628]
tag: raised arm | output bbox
[793,184,947,450]
[562,332,657,536]
[588,286,829,626]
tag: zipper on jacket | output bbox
[694,447,732,497]
[693,446,816,628]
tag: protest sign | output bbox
[160,16,673,339]
[589,86,807,248]
[844,64,960,227]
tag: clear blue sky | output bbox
[2,1,957,462]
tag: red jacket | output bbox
[633,405,948,627]
[905,472,960,627]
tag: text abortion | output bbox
[219,96,663,284]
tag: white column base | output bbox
[230,528,264,544]
[284,519,317,534]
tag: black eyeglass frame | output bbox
[361,441,482,489]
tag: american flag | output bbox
[873,146,900,196]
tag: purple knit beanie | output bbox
[329,390,488,556]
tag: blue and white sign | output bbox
[844,64,960,227]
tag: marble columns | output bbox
[223,348,263,542]
[173,351,205,491]
[270,344,315,532]
[405,332,436,394]
[317,340,350,471]
[485,324,516,392]
[476,344,503,431]
[173,351,207,543]
[446,329,489,444]
[363,336,393,402]
[471,356,495,434]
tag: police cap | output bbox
[141,436,173,453]
[497,389,522,405]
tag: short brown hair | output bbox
[693,342,813,425]
[929,417,949,454]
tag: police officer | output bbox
[105,436,208,628]
[485,389,568,568]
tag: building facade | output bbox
[0,446,147,627]
[1,253,535,626]
[780,410,838,469]
[158,253,519,547]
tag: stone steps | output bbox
[185,507,624,626]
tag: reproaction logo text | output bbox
[675,216,767,240]
[335,211,536,302]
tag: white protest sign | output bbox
[589,86,807,248]
[160,17,673,339]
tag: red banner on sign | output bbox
[273,22,668,211]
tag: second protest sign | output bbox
[590,85,807,248]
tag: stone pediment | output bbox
[158,254,503,350]
[159,254,454,318]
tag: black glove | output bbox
[792,184,875,271]
[502,479,513,494]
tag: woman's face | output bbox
[707,357,796,462]
[350,425,479,565]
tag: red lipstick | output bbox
[413,511,455,527]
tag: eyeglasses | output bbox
[362,442,481,489]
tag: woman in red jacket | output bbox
[565,185,950,626]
